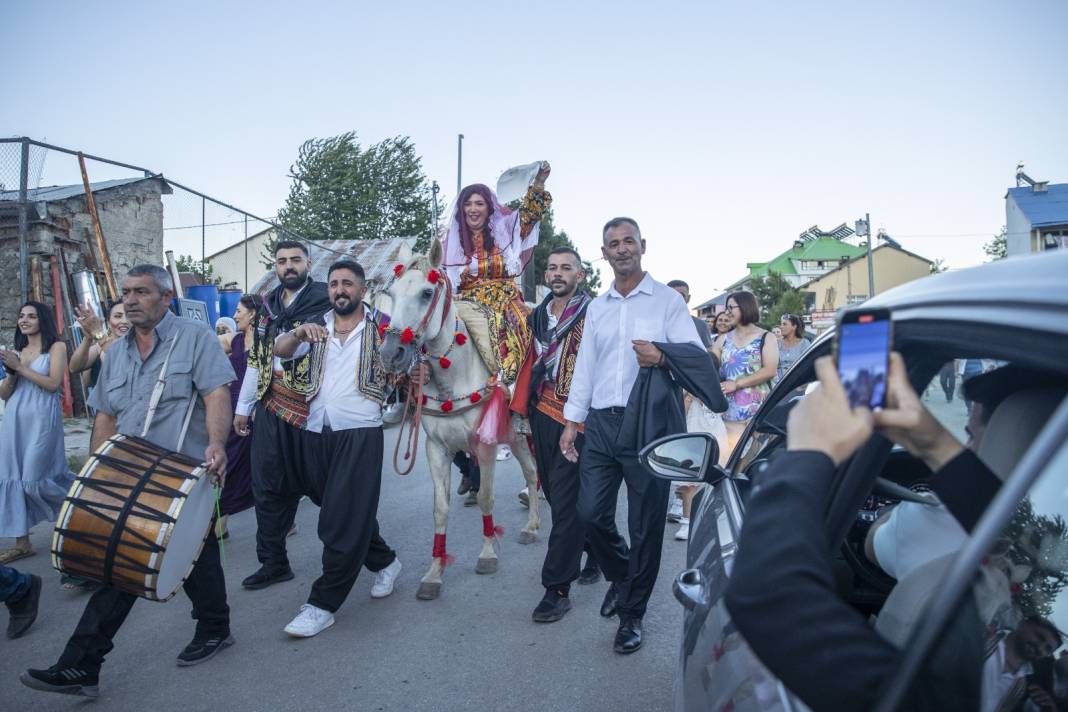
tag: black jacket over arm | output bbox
[617,341,727,453]
[723,450,982,711]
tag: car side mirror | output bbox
[640,432,726,485]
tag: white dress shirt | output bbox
[562,273,701,423]
[278,310,383,433]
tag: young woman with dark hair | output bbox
[69,301,130,385]
[216,294,259,539]
[774,313,811,386]
[712,290,779,453]
[0,302,74,564]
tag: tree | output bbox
[768,290,807,330]
[274,132,442,256]
[984,226,1008,261]
[175,254,221,286]
[929,258,948,274]
[748,271,796,327]
[529,207,601,295]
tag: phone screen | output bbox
[838,314,890,409]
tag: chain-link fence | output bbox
[0,137,311,415]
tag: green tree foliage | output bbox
[748,271,797,328]
[1003,499,1068,619]
[929,258,948,274]
[530,207,601,295]
[175,254,221,286]
[275,132,442,253]
[984,226,1008,261]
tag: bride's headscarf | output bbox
[440,183,538,290]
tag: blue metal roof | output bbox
[1006,183,1068,228]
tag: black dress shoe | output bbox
[176,633,234,666]
[532,589,572,623]
[614,617,643,654]
[241,566,294,590]
[6,574,41,638]
[600,582,620,618]
[577,564,602,586]
[457,476,472,495]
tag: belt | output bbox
[593,406,627,416]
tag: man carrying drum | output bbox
[21,265,236,699]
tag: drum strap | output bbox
[141,336,199,452]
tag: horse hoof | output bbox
[475,557,498,575]
[517,530,537,545]
[416,581,442,600]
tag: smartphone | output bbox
[836,308,892,409]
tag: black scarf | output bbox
[250,279,331,394]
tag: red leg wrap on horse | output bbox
[482,514,504,538]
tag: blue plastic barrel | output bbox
[186,285,220,327]
[219,289,242,322]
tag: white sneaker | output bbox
[667,497,684,523]
[497,446,512,461]
[284,604,335,638]
[370,558,402,599]
[675,518,690,541]
[518,487,529,508]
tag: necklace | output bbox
[334,325,356,336]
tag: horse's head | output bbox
[379,239,451,374]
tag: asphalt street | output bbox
[1,427,686,712]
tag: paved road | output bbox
[2,427,686,712]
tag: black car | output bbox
[643,250,1068,711]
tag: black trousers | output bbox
[57,530,229,673]
[939,363,956,402]
[254,417,396,613]
[453,451,480,492]
[577,408,671,619]
[530,409,601,590]
[250,404,303,571]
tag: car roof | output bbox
[861,250,1068,337]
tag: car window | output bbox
[897,402,1068,711]
[922,359,999,443]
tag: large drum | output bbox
[52,435,215,601]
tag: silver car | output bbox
[643,250,1068,711]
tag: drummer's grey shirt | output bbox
[87,310,236,460]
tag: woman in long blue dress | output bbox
[0,301,74,564]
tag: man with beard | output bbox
[269,260,400,637]
[559,218,703,654]
[527,247,603,623]
[235,240,331,590]
[983,617,1062,712]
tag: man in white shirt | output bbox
[559,217,702,655]
[270,260,401,638]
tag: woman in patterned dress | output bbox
[440,162,552,385]
[712,290,779,454]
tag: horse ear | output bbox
[396,240,413,264]
[428,238,443,268]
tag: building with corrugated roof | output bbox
[1005,169,1068,256]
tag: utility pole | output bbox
[865,212,875,298]
[456,134,464,195]
[855,214,875,300]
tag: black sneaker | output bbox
[176,633,234,667]
[241,566,294,590]
[532,589,572,623]
[577,564,602,586]
[20,666,100,698]
[6,574,41,638]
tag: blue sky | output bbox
[3,1,1066,302]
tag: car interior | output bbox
[724,322,1068,631]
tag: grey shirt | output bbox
[87,310,236,460]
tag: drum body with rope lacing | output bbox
[51,434,215,601]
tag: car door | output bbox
[876,396,1068,711]
[674,338,828,712]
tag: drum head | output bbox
[156,472,215,598]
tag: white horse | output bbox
[378,242,541,601]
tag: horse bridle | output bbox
[381,265,453,349]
